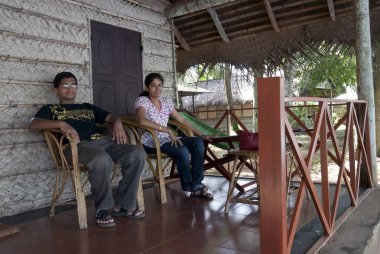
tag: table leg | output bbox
[224,155,239,213]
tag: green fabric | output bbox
[178,111,237,150]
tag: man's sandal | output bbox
[96,210,116,228]
[190,187,214,200]
[112,208,145,220]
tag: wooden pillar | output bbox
[258,77,287,253]
[354,0,378,186]
[170,18,180,108]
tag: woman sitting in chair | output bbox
[134,73,213,200]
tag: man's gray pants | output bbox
[66,139,146,213]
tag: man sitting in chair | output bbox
[30,72,146,228]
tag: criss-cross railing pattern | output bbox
[284,99,373,252]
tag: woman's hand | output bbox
[113,123,127,144]
[167,128,183,147]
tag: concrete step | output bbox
[318,187,380,254]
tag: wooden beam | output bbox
[187,7,355,47]
[327,0,336,21]
[263,0,280,32]
[173,24,191,51]
[165,0,237,18]
[207,8,230,42]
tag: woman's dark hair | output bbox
[140,73,164,96]
[53,72,78,88]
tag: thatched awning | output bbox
[165,0,380,73]
[178,83,213,96]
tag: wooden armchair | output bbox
[122,117,193,204]
[43,123,144,229]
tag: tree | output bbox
[372,40,380,156]
[293,45,357,97]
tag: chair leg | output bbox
[49,169,61,217]
[137,179,145,211]
[72,166,87,229]
[50,170,69,217]
[157,163,167,204]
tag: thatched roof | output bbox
[163,0,380,73]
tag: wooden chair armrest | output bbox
[168,119,194,137]
[138,126,162,152]
[121,117,163,154]
[43,129,80,170]
[120,118,140,145]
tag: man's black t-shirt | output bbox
[34,103,110,141]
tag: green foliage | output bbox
[195,64,223,81]
[287,103,317,129]
[231,121,241,132]
[294,45,357,97]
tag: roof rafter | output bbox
[327,0,336,21]
[165,0,238,18]
[263,0,280,32]
[173,24,191,51]
[207,7,230,42]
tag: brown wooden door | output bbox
[91,20,143,116]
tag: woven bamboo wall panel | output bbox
[0,130,44,145]
[0,145,53,177]
[144,54,174,73]
[0,0,174,217]
[80,0,169,27]
[143,38,173,57]
[0,82,92,105]
[166,89,176,99]
[142,71,175,87]
[0,83,57,105]
[0,7,87,45]
[0,34,89,65]
[0,107,41,129]
[0,172,65,217]
[0,60,89,84]
[0,0,172,43]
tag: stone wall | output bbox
[0,0,175,217]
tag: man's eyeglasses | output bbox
[61,83,78,89]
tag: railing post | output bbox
[258,77,287,253]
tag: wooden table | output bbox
[224,149,260,213]
[224,147,297,213]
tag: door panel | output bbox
[93,31,114,75]
[122,81,140,115]
[120,35,139,77]
[91,20,142,116]
[92,81,116,114]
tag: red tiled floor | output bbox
[0,176,319,254]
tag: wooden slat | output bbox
[320,106,331,228]
[207,7,230,42]
[262,0,280,32]
[173,23,191,51]
[327,0,336,21]
[165,0,237,18]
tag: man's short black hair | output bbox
[53,72,78,88]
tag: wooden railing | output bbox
[258,77,374,254]
[184,78,374,253]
